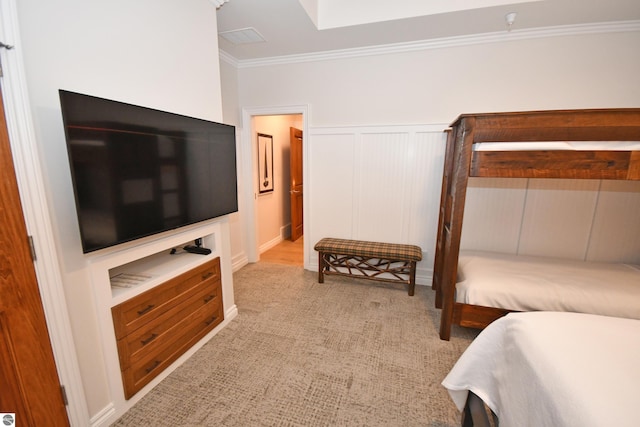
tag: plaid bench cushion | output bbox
[314,238,422,262]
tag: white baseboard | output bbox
[258,224,292,254]
[259,235,283,254]
[231,253,249,272]
[90,403,115,427]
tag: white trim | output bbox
[260,234,284,254]
[310,123,449,134]
[222,20,640,68]
[231,252,249,271]
[89,403,115,427]
[0,1,89,425]
[209,0,229,9]
[218,49,238,67]
[240,105,310,266]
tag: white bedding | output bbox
[473,141,640,151]
[442,311,640,427]
[456,251,640,320]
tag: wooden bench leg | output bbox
[408,261,416,296]
[318,251,325,283]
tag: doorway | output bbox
[252,115,302,253]
[241,106,309,266]
[289,126,303,242]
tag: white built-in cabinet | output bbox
[87,220,235,422]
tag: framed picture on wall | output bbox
[258,133,274,194]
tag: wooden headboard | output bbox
[450,108,640,180]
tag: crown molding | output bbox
[210,0,229,9]
[220,20,640,69]
[218,49,238,67]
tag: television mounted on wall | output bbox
[59,90,238,253]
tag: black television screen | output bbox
[59,90,238,253]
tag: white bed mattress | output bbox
[456,251,640,319]
[442,311,640,427]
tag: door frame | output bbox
[289,126,303,242]
[240,105,309,266]
[0,1,88,424]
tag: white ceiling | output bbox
[216,0,640,61]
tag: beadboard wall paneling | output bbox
[462,179,640,264]
[411,131,448,261]
[308,126,447,283]
[461,178,528,254]
[308,132,359,243]
[518,179,601,259]
[354,132,411,241]
[587,180,640,263]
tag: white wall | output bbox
[236,31,640,126]
[224,28,640,274]
[16,0,225,421]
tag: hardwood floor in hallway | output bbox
[260,238,304,266]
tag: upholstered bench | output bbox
[314,237,423,296]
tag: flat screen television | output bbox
[59,90,238,253]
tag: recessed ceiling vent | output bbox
[218,27,266,44]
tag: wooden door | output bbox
[289,127,303,241]
[0,87,69,425]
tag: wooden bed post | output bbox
[438,117,475,341]
[432,129,454,308]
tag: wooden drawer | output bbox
[121,301,223,399]
[112,258,220,339]
[116,280,221,370]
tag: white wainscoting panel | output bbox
[308,125,447,283]
[461,178,528,254]
[517,179,600,259]
[354,132,410,241]
[462,178,640,264]
[410,131,448,263]
[586,180,640,263]
[308,132,358,244]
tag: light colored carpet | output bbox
[112,262,477,426]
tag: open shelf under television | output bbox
[108,243,215,304]
[84,218,223,307]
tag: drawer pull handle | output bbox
[205,316,218,325]
[202,272,214,280]
[137,304,155,316]
[145,360,160,374]
[140,333,158,346]
[203,294,215,303]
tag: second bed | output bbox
[456,250,640,321]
